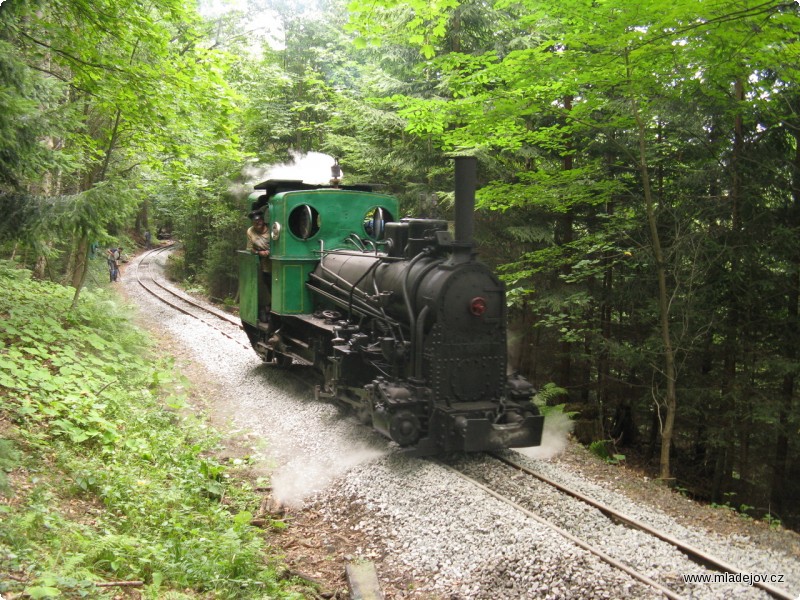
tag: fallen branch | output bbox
[95,580,144,588]
[286,569,326,587]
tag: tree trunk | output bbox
[33,254,47,279]
[722,77,744,467]
[557,95,574,394]
[135,199,150,234]
[69,235,90,309]
[69,107,122,304]
[631,93,677,482]
[711,446,729,503]
[771,120,800,515]
[599,199,614,411]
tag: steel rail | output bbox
[133,245,251,350]
[133,245,319,377]
[488,451,795,600]
[439,460,686,600]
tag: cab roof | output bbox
[254,179,378,194]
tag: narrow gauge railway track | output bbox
[133,245,251,351]
[133,245,319,380]
[441,452,795,600]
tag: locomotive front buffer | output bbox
[366,375,544,456]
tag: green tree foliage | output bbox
[0,39,59,192]
[347,0,800,522]
[0,0,241,301]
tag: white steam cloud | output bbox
[242,151,341,187]
[270,444,386,508]
[516,410,574,460]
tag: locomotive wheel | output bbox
[389,411,421,447]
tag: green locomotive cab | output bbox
[239,180,399,328]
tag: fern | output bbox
[589,440,626,465]
[532,382,569,408]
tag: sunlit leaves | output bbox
[0,0,242,264]
[391,94,450,135]
[347,0,460,57]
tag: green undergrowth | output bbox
[0,261,307,599]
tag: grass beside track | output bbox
[0,260,310,599]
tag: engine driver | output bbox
[246,210,271,315]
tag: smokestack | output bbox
[454,156,477,246]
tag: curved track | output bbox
[132,244,320,382]
[442,452,794,600]
[133,244,250,350]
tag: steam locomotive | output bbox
[239,157,543,456]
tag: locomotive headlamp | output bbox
[469,296,487,317]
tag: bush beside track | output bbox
[0,260,310,599]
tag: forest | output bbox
[1,0,798,529]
